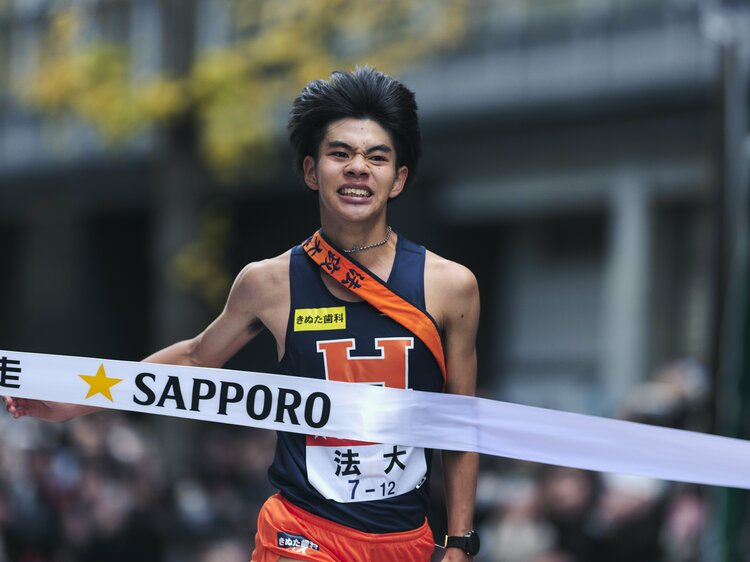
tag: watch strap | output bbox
[444,535,466,550]
[443,531,480,556]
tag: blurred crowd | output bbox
[474,359,711,562]
[0,359,710,562]
[0,413,276,562]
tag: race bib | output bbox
[306,436,427,503]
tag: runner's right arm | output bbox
[4,260,274,422]
[144,261,267,368]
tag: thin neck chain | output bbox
[342,226,392,254]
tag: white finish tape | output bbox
[2,349,748,489]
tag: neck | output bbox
[320,219,392,255]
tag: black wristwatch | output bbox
[444,530,480,556]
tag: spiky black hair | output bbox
[287,67,421,188]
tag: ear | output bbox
[303,156,319,191]
[388,166,408,199]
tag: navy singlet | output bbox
[268,233,444,533]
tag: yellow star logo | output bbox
[79,364,123,402]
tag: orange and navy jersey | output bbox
[268,233,444,533]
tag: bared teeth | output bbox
[339,187,371,197]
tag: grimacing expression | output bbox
[303,118,408,223]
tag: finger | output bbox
[11,405,28,419]
[5,398,26,419]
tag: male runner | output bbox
[5,67,480,562]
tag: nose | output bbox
[345,153,369,176]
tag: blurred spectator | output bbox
[538,467,599,562]
[478,465,557,562]
[618,359,709,431]
[662,485,707,562]
[590,472,667,562]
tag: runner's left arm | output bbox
[433,261,480,561]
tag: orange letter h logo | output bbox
[316,338,414,389]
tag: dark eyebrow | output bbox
[327,140,392,154]
[366,144,392,154]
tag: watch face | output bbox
[466,531,480,555]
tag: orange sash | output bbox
[302,229,447,382]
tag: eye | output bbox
[370,155,388,162]
[330,151,348,158]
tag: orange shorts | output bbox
[251,493,435,562]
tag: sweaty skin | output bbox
[5,118,480,562]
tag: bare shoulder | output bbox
[425,250,479,298]
[424,250,479,328]
[228,250,291,310]
[238,250,291,288]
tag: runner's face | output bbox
[303,118,408,224]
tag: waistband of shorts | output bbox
[275,493,431,543]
